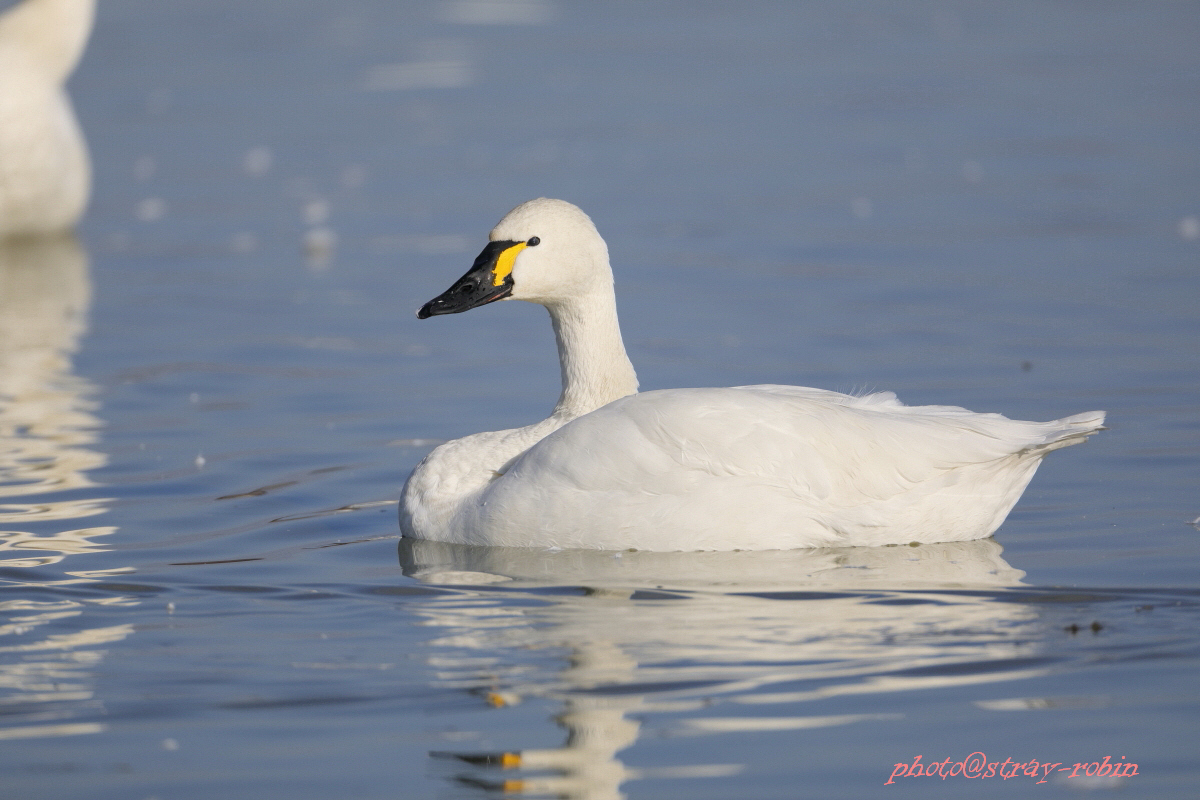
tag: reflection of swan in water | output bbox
[402,537,1026,590]
[401,540,1037,799]
[0,234,129,744]
[0,593,135,741]
[0,235,111,564]
[0,8,120,745]
[0,0,95,237]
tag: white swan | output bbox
[400,198,1104,551]
[0,0,94,238]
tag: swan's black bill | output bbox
[417,240,520,318]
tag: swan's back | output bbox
[448,387,1104,550]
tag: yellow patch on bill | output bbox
[492,242,527,286]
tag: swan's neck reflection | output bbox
[0,235,113,565]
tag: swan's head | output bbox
[417,198,610,318]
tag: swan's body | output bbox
[400,198,1104,551]
[0,0,94,238]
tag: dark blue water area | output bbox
[1,1,1198,798]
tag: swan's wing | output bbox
[513,387,1083,498]
[480,387,1103,548]
[734,384,1105,465]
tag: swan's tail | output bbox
[1029,410,1106,455]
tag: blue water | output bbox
[2,1,1198,797]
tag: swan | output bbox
[400,198,1104,551]
[0,0,94,238]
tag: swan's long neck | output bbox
[0,0,95,83]
[546,288,639,420]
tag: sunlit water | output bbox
[1,1,1198,798]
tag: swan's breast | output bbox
[0,78,89,235]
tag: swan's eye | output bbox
[526,236,540,246]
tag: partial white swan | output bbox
[0,0,94,237]
[400,198,1104,551]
